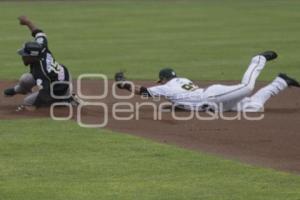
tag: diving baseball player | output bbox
[3,16,77,111]
[115,51,300,112]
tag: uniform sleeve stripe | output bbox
[35,33,47,38]
[39,60,51,82]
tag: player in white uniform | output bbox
[115,51,300,112]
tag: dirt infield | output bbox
[1,80,300,174]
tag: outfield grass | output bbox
[1,1,300,199]
[0,119,299,200]
[0,0,300,81]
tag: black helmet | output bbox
[158,68,177,83]
[17,42,45,57]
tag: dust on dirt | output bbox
[1,80,299,174]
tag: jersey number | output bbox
[50,60,62,74]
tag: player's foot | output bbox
[15,105,37,112]
[4,88,16,96]
[15,105,25,112]
[278,73,300,87]
[259,51,278,61]
[69,93,84,106]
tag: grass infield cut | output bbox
[0,119,300,200]
[0,0,300,80]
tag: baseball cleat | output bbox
[278,73,300,87]
[69,93,85,106]
[15,105,25,112]
[259,51,278,61]
[15,105,36,112]
[4,88,16,96]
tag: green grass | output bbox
[0,119,299,200]
[0,0,300,80]
[1,1,300,199]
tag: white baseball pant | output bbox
[202,55,287,112]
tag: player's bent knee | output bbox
[246,83,255,92]
[19,73,34,86]
[240,83,254,93]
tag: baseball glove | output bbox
[115,72,126,89]
[115,72,126,82]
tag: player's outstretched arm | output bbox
[18,16,38,33]
[18,16,48,47]
[114,72,151,96]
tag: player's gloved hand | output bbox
[18,16,31,26]
[115,72,126,82]
[115,72,127,89]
